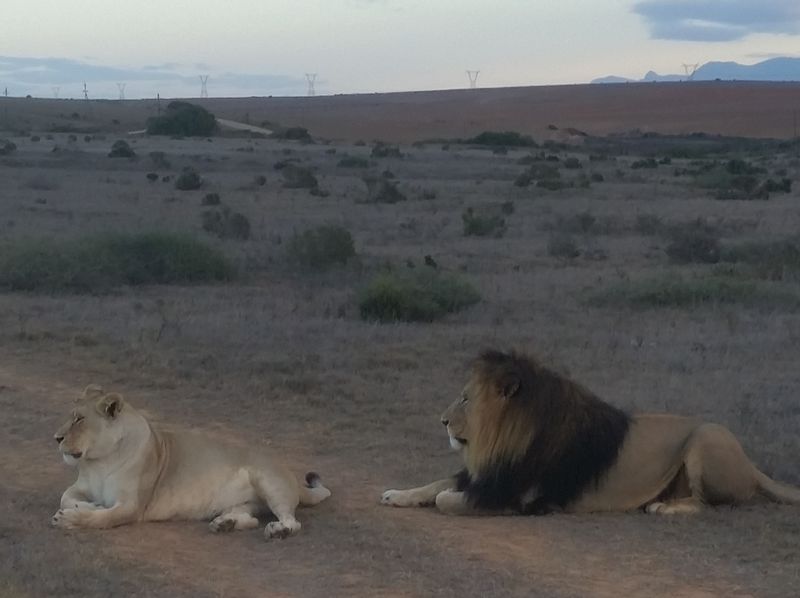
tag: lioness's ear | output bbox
[81,384,105,401]
[96,393,124,419]
[500,375,521,399]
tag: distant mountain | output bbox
[592,57,800,84]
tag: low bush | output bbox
[146,101,217,137]
[175,168,203,190]
[665,228,720,264]
[108,140,135,158]
[337,155,370,168]
[201,207,251,240]
[286,225,356,270]
[281,164,318,189]
[371,142,403,158]
[586,275,799,310]
[0,233,233,292]
[466,131,536,147]
[359,269,480,322]
[462,208,506,238]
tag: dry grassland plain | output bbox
[1,84,799,597]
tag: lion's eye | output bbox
[460,394,469,404]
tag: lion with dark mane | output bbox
[381,349,800,515]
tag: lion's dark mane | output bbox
[456,350,631,514]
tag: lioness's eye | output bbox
[73,415,84,424]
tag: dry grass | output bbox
[0,112,799,597]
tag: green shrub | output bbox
[286,225,356,270]
[108,139,135,158]
[547,233,579,259]
[635,214,664,235]
[359,269,480,322]
[665,228,720,264]
[146,172,159,182]
[0,139,17,155]
[337,155,370,168]
[721,238,800,281]
[146,101,217,136]
[175,168,203,190]
[764,178,792,193]
[281,164,318,189]
[363,177,406,203]
[371,142,403,158]
[631,158,657,169]
[202,192,221,206]
[0,233,233,292]
[563,157,582,169]
[467,131,536,147]
[462,208,506,238]
[201,207,251,240]
[586,275,799,310]
[726,159,765,175]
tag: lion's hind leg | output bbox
[247,469,302,540]
[209,503,260,533]
[648,423,757,515]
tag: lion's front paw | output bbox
[51,508,85,529]
[434,489,467,515]
[380,489,421,507]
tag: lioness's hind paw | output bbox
[646,502,666,514]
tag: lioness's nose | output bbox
[441,418,449,427]
[54,435,64,444]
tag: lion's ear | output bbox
[96,393,125,419]
[81,384,105,401]
[500,375,521,399]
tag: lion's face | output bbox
[54,386,125,466]
[440,381,476,451]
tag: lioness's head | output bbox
[441,350,535,473]
[54,385,126,466]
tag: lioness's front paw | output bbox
[380,489,420,507]
[51,508,85,529]
[264,519,300,540]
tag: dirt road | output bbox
[1,353,793,598]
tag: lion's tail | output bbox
[299,472,331,507]
[755,469,800,504]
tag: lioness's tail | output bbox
[755,470,800,504]
[299,472,331,507]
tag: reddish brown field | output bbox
[3,81,800,142]
[1,89,799,596]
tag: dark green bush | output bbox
[563,157,582,169]
[467,131,536,147]
[201,207,251,240]
[0,139,17,155]
[281,164,318,189]
[0,233,233,292]
[359,269,480,322]
[586,275,799,310]
[175,168,203,190]
[337,155,370,168]
[146,101,217,137]
[363,177,406,203]
[722,238,800,281]
[665,228,720,264]
[286,225,356,270]
[547,233,580,259]
[202,192,221,206]
[108,140,135,158]
[371,142,403,158]
[462,208,506,238]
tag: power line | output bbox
[117,82,126,100]
[52,86,60,99]
[83,82,89,100]
[681,63,699,80]
[305,73,317,97]
[199,75,209,98]
[466,70,480,89]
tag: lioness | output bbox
[53,385,330,539]
[382,350,800,516]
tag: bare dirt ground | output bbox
[3,80,800,143]
[1,100,799,596]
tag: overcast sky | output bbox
[2,0,800,98]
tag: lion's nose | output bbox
[441,418,449,427]
[54,435,64,444]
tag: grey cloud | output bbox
[634,0,800,41]
[0,56,304,97]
